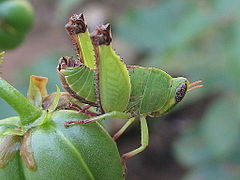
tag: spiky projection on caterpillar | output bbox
[57,14,203,166]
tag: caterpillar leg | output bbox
[67,103,100,117]
[113,117,136,140]
[120,116,149,175]
[64,111,130,127]
[122,116,149,159]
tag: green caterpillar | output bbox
[58,14,202,162]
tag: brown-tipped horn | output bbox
[104,23,111,32]
[57,56,80,71]
[91,24,112,46]
[65,13,87,34]
[79,13,84,21]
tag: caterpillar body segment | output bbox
[91,24,131,113]
[65,14,96,69]
[59,14,203,168]
[58,58,175,117]
[57,57,98,107]
[127,66,172,115]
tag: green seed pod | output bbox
[0,111,124,180]
[0,75,124,180]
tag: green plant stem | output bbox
[0,77,41,125]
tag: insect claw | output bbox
[64,121,71,127]
[120,156,128,177]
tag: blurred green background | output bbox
[1,0,240,179]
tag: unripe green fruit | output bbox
[0,0,34,50]
[0,29,25,50]
[0,75,124,180]
[0,111,124,180]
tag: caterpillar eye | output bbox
[175,83,187,102]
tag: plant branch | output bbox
[0,77,42,125]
